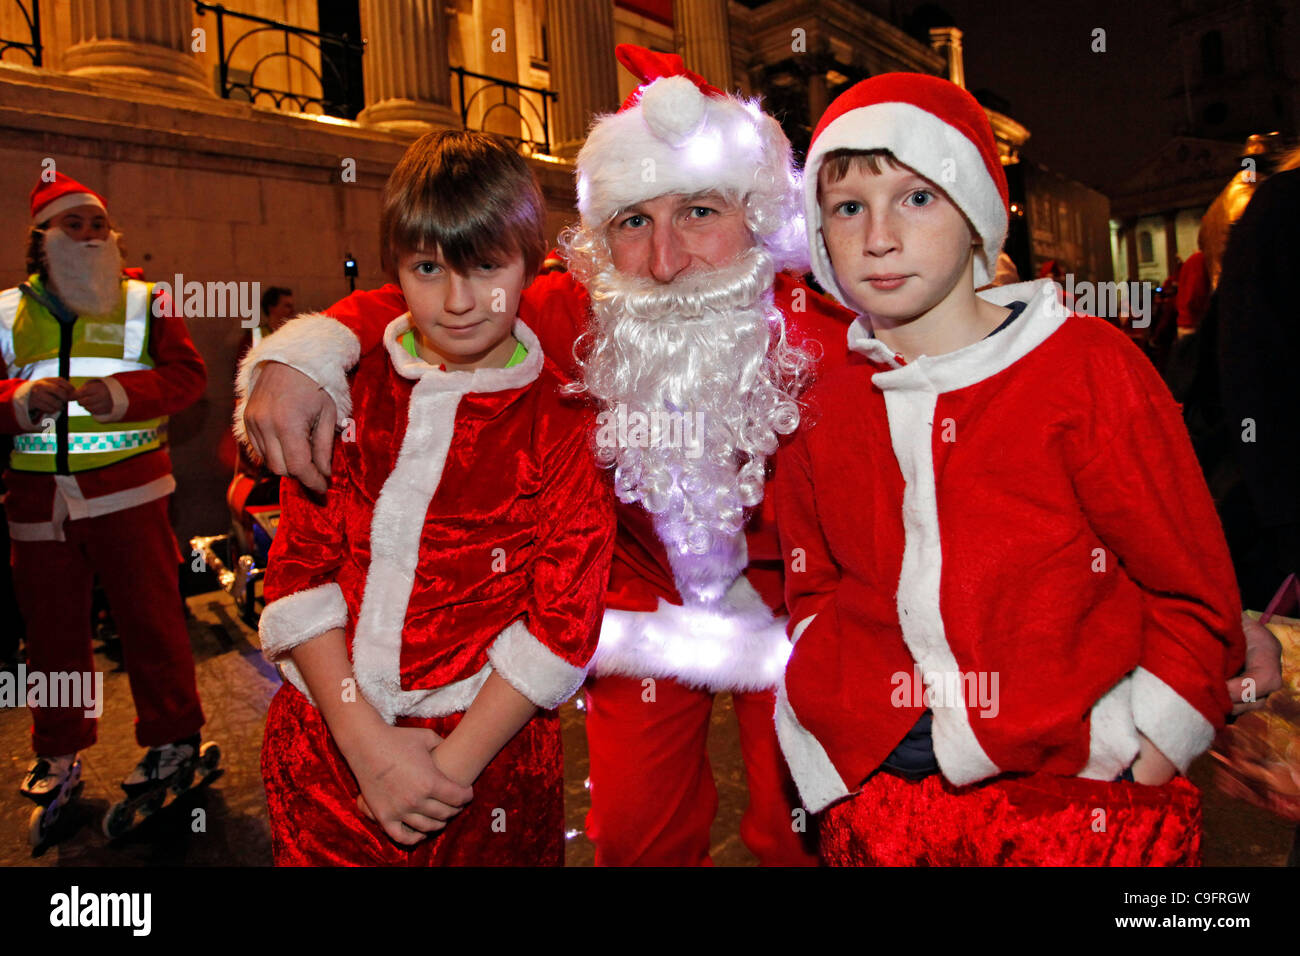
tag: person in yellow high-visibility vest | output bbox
[0,172,208,810]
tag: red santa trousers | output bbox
[11,495,205,755]
[819,768,1203,866]
[583,674,819,866]
[261,682,565,866]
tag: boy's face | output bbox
[396,246,526,371]
[818,160,975,320]
[606,191,753,282]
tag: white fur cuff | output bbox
[233,312,361,448]
[487,619,588,711]
[93,375,130,423]
[259,582,349,662]
[12,380,38,430]
[1130,666,1216,773]
[774,678,850,813]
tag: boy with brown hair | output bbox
[773,74,1246,865]
[255,130,615,865]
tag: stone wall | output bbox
[0,64,578,552]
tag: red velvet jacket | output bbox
[242,269,856,693]
[257,316,615,722]
[772,279,1247,812]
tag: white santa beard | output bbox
[579,247,802,598]
[43,228,124,316]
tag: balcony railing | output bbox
[452,66,557,155]
[194,1,364,119]
[0,0,41,66]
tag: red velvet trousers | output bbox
[583,674,819,866]
[819,769,1203,866]
[11,496,204,755]
[261,683,565,866]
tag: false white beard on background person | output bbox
[43,227,125,316]
[572,243,812,588]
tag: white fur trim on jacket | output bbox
[94,375,130,423]
[590,573,793,693]
[847,282,1067,787]
[350,316,546,723]
[233,312,361,448]
[488,618,588,711]
[1130,666,1215,773]
[259,582,350,707]
[1078,673,1141,780]
[774,672,850,813]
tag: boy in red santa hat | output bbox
[773,73,1248,865]
[236,45,847,865]
[0,172,207,812]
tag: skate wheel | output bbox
[29,805,50,849]
[103,801,134,839]
[200,742,221,773]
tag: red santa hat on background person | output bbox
[575,44,806,270]
[803,72,1009,300]
[31,172,108,225]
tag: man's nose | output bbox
[648,223,691,283]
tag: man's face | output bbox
[49,205,111,242]
[268,295,295,326]
[819,161,974,321]
[605,191,754,282]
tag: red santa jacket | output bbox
[773,278,1247,812]
[257,316,615,723]
[240,269,855,693]
[0,279,205,540]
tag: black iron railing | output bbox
[452,66,556,155]
[194,1,364,119]
[0,0,41,66]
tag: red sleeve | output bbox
[0,379,32,433]
[774,431,841,637]
[518,271,591,381]
[257,436,351,662]
[1071,338,1246,771]
[109,289,207,421]
[323,284,408,355]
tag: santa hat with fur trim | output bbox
[576,45,805,267]
[804,72,1009,298]
[31,172,107,225]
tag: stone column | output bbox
[929,26,965,89]
[675,0,732,91]
[62,0,208,96]
[1123,219,1140,282]
[357,0,459,134]
[549,0,619,158]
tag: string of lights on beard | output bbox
[574,243,807,581]
[43,226,125,317]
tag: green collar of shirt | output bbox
[399,329,527,368]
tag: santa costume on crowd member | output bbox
[237,45,855,865]
[774,73,1245,865]
[0,173,207,797]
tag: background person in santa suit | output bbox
[237,45,852,866]
[0,173,208,804]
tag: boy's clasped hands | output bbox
[337,711,473,846]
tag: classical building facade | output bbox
[0,0,1044,550]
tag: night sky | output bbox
[898,0,1185,193]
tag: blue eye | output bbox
[688,206,715,219]
[621,214,647,229]
[835,201,862,216]
[414,261,441,275]
[907,190,934,207]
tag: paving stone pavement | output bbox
[0,588,1291,867]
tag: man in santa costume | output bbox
[1,173,207,804]
[237,45,849,865]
